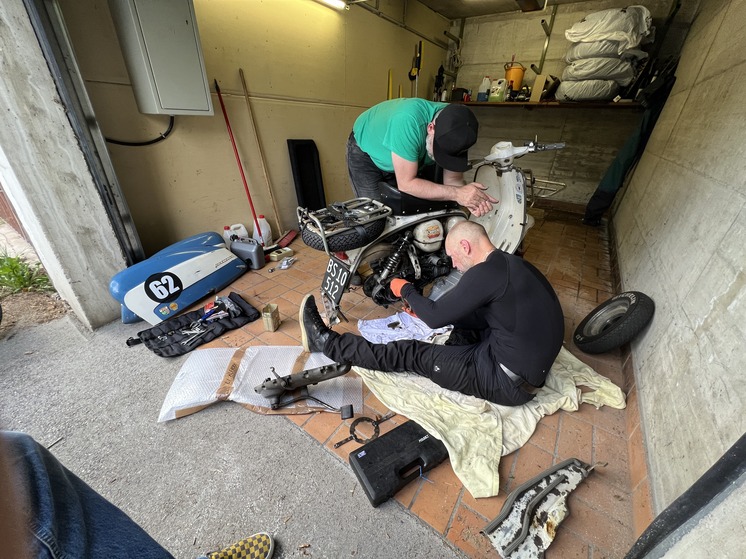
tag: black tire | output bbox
[573,291,655,354]
[301,219,386,252]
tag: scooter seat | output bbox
[378,181,460,216]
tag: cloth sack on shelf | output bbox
[555,79,619,102]
[562,57,635,86]
[564,39,648,63]
[565,6,653,52]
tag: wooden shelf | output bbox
[458,100,643,110]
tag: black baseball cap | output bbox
[432,104,479,172]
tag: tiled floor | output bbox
[175,208,651,557]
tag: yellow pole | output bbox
[387,69,393,100]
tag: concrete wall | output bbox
[454,0,694,206]
[58,0,450,255]
[0,2,126,329]
[612,0,746,512]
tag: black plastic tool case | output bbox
[349,421,448,507]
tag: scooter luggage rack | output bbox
[297,198,391,256]
[523,169,566,207]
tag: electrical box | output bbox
[108,0,213,116]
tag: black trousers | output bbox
[323,332,533,407]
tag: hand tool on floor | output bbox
[334,412,396,448]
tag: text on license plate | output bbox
[322,257,351,304]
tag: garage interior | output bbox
[0,0,743,557]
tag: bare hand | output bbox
[455,183,498,217]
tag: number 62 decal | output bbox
[144,272,183,303]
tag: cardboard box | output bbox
[262,303,280,332]
[530,74,548,103]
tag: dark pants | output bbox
[346,132,393,201]
[345,133,442,201]
[323,332,533,406]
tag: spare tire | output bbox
[301,219,386,253]
[573,291,654,354]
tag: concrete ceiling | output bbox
[417,0,580,19]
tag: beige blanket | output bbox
[354,346,625,499]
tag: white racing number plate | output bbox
[322,256,351,305]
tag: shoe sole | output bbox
[299,293,313,353]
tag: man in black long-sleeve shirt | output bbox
[300,221,564,406]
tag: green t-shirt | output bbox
[353,98,448,172]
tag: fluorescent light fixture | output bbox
[314,0,349,10]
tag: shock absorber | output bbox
[379,232,413,282]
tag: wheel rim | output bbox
[582,299,631,336]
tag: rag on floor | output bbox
[355,316,625,499]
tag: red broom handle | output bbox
[214,79,263,244]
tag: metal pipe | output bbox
[355,2,448,50]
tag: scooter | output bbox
[297,139,565,325]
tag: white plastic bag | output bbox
[565,6,653,51]
[562,58,635,86]
[555,80,620,102]
[564,40,648,63]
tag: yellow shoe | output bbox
[206,532,274,559]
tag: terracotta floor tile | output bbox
[561,497,635,558]
[447,504,502,559]
[556,413,594,465]
[285,413,313,427]
[254,330,300,346]
[593,429,631,493]
[409,461,463,534]
[510,443,555,488]
[220,327,254,347]
[393,476,422,509]
[527,422,559,454]
[628,424,648,490]
[460,488,508,522]
[544,525,590,559]
[632,477,654,538]
[202,210,647,555]
[302,411,344,445]
[573,475,633,530]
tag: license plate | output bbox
[322,256,351,305]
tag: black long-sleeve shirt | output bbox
[401,250,564,386]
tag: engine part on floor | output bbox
[482,458,594,557]
[349,420,448,507]
[333,412,397,449]
[574,291,655,354]
[254,362,352,409]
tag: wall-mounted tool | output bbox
[409,41,423,97]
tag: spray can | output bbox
[252,215,272,246]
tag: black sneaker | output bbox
[299,294,332,353]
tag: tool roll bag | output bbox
[126,292,260,357]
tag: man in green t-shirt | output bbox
[347,98,496,217]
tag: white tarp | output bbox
[565,6,653,52]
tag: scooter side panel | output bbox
[470,166,527,254]
[110,245,246,325]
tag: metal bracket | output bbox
[530,4,558,76]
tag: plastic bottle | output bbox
[477,76,491,102]
[229,223,249,240]
[252,215,272,246]
[222,226,233,244]
[488,79,507,102]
